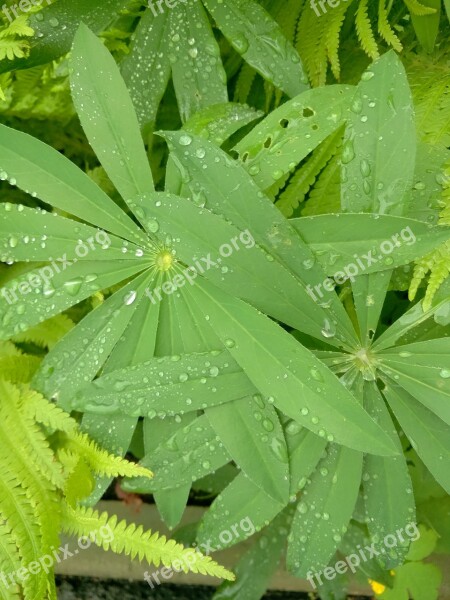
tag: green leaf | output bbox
[0,0,129,74]
[405,524,438,561]
[202,0,308,98]
[32,271,155,406]
[287,445,363,576]
[196,472,285,551]
[0,203,147,263]
[234,85,354,190]
[206,396,290,504]
[341,52,416,215]
[71,348,256,416]
[168,1,228,122]
[0,123,145,245]
[383,383,450,494]
[285,424,327,496]
[213,509,290,600]
[71,25,155,216]
[379,339,450,425]
[0,260,148,340]
[291,214,450,275]
[410,0,441,53]
[417,496,450,553]
[187,276,398,456]
[125,414,231,493]
[378,562,441,600]
[120,8,172,135]
[362,382,415,569]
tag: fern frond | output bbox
[0,355,41,383]
[12,314,74,350]
[276,126,343,217]
[406,52,450,147]
[325,2,352,80]
[301,151,342,216]
[378,0,403,52]
[62,505,235,581]
[0,38,29,60]
[0,340,20,358]
[355,0,380,59]
[409,160,450,309]
[66,431,154,479]
[22,390,78,434]
[234,63,257,104]
[0,15,33,38]
[0,522,22,599]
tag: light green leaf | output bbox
[234,85,354,190]
[285,423,327,496]
[410,0,441,53]
[196,472,286,551]
[0,203,148,263]
[120,7,172,135]
[207,396,289,504]
[71,24,155,218]
[71,348,256,416]
[168,1,228,122]
[341,52,416,215]
[287,444,363,576]
[125,414,231,493]
[202,0,308,98]
[379,339,450,425]
[0,123,145,245]
[291,214,450,275]
[162,131,359,349]
[32,271,155,406]
[0,260,148,340]
[362,382,415,569]
[383,383,450,494]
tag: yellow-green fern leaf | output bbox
[301,151,342,216]
[325,1,354,80]
[12,314,74,350]
[66,431,153,480]
[234,63,257,104]
[0,15,33,39]
[0,38,29,60]
[356,0,380,59]
[0,355,41,383]
[0,340,20,358]
[62,505,235,581]
[276,125,343,217]
[378,0,403,52]
[62,454,95,508]
[22,390,77,434]
[0,523,22,599]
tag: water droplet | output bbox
[439,369,450,379]
[179,134,193,146]
[124,290,137,305]
[64,278,83,296]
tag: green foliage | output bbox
[1,2,450,599]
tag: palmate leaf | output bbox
[162,131,359,349]
[186,276,396,456]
